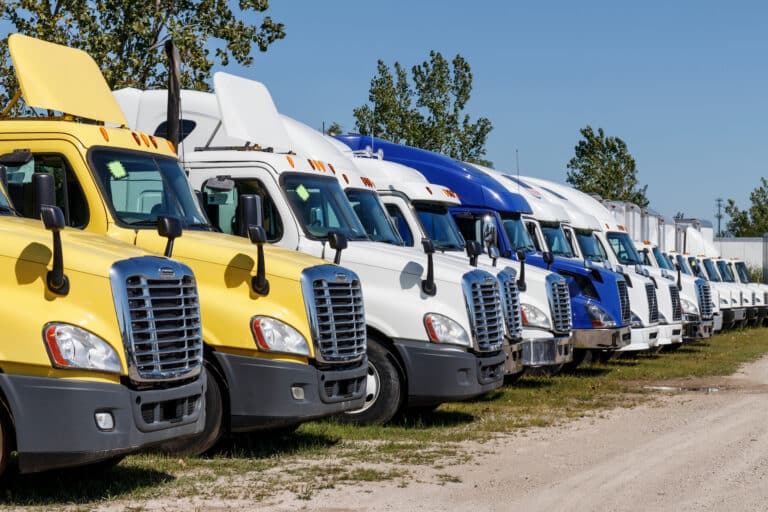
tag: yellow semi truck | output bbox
[0,165,206,474]
[2,34,367,455]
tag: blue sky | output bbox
[3,2,766,226]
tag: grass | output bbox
[3,328,768,509]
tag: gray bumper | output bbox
[394,340,505,406]
[503,339,524,376]
[0,373,206,474]
[521,335,573,368]
[685,319,714,339]
[572,326,632,350]
[214,352,367,432]
[733,308,747,322]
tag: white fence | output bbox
[715,236,768,282]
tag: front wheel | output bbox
[159,364,224,457]
[337,337,403,425]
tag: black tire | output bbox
[662,342,683,353]
[503,369,525,385]
[159,364,224,457]
[337,337,403,425]
[0,400,11,478]
[526,364,564,377]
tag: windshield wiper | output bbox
[127,219,161,227]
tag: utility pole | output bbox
[715,198,724,237]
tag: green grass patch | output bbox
[4,328,768,509]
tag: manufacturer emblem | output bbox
[335,273,348,282]
[158,267,176,279]
[484,276,495,284]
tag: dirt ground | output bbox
[266,355,768,512]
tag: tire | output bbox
[526,364,564,377]
[662,343,683,353]
[0,400,11,478]
[159,364,224,457]
[337,337,403,425]
[503,369,525,385]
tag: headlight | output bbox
[731,298,737,304]
[630,311,644,328]
[424,313,471,347]
[43,324,122,373]
[585,302,617,328]
[681,298,699,316]
[251,316,310,356]
[520,303,551,330]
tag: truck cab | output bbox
[336,135,632,363]
[5,35,367,456]
[729,258,768,326]
[115,73,508,426]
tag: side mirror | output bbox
[248,225,270,295]
[328,231,348,265]
[516,249,527,292]
[157,215,183,258]
[543,250,554,270]
[421,238,437,296]
[40,205,69,295]
[488,245,500,267]
[206,175,235,191]
[32,172,56,220]
[238,194,263,238]
[675,262,682,288]
[466,240,482,267]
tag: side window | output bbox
[594,236,609,260]
[5,153,88,227]
[525,221,542,251]
[564,229,577,254]
[454,216,481,244]
[385,204,414,246]
[201,177,283,241]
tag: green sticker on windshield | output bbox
[107,160,127,179]
[296,184,310,201]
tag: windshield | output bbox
[0,182,12,215]
[716,260,735,282]
[414,202,465,251]
[282,174,367,240]
[702,258,721,282]
[661,252,676,270]
[652,247,673,270]
[576,230,607,261]
[606,232,643,265]
[540,223,574,258]
[501,216,537,253]
[345,188,402,244]
[91,149,209,228]
[735,261,752,283]
[675,254,692,275]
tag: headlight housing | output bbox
[43,324,122,373]
[681,298,699,316]
[251,316,310,356]
[630,311,644,328]
[424,313,472,347]
[520,303,551,330]
[720,298,728,305]
[585,302,617,328]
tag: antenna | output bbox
[515,148,520,192]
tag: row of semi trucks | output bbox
[0,34,760,478]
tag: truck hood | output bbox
[3,216,156,278]
[134,229,328,282]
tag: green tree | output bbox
[566,125,649,207]
[725,178,768,236]
[353,51,493,164]
[325,121,344,136]
[0,1,284,109]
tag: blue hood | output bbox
[336,135,533,215]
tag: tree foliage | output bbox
[566,125,649,207]
[0,0,285,109]
[725,178,768,236]
[353,51,493,164]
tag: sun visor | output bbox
[8,34,127,125]
[213,72,292,153]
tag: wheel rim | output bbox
[347,361,381,415]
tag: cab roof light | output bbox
[166,139,176,153]
[131,132,141,145]
[286,155,295,168]
[361,177,375,188]
[317,161,327,172]
[99,126,109,142]
[307,159,316,170]
[328,163,336,174]
[342,174,349,184]
[148,135,158,149]
[425,186,433,195]
[140,133,150,147]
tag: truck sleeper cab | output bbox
[731,259,768,326]
[336,136,632,361]
[0,178,205,474]
[117,76,506,425]
[4,35,367,456]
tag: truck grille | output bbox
[669,285,682,322]
[110,258,203,383]
[645,282,659,324]
[764,291,768,306]
[462,270,505,352]
[696,281,713,319]
[547,275,572,334]
[617,279,631,325]
[498,269,522,340]
[302,266,366,363]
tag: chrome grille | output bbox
[617,279,631,324]
[112,259,204,383]
[669,285,682,322]
[696,281,713,319]
[498,269,522,340]
[462,270,505,352]
[302,266,366,363]
[547,275,572,334]
[645,281,659,324]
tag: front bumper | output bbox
[713,312,723,332]
[657,322,684,346]
[757,306,768,324]
[0,373,206,474]
[502,339,524,376]
[571,326,631,350]
[733,307,747,322]
[520,329,572,367]
[684,319,714,339]
[394,340,505,406]
[617,325,659,352]
[214,352,367,432]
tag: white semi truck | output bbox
[116,73,514,425]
